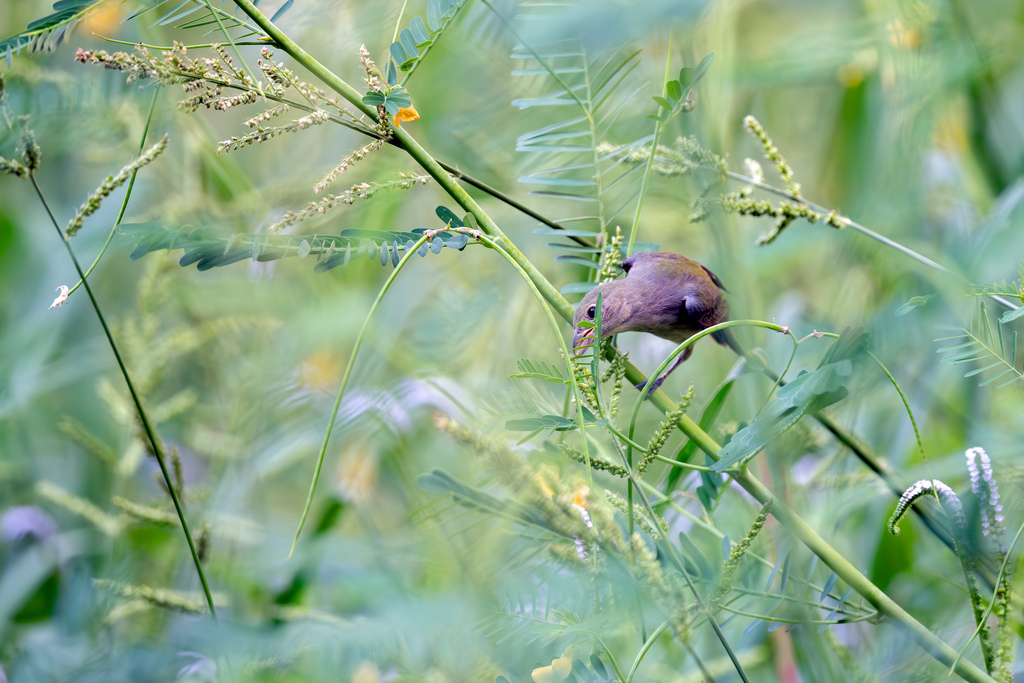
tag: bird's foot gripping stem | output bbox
[634,374,666,398]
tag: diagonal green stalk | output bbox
[31,173,217,619]
[289,234,430,555]
[626,620,669,682]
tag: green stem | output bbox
[390,0,409,43]
[615,354,995,681]
[626,620,668,683]
[478,235,593,486]
[718,167,1017,311]
[868,351,926,461]
[626,39,671,257]
[652,454,716,471]
[716,603,872,625]
[32,174,216,619]
[949,516,1024,676]
[289,234,430,555]
[69,88,159,296]
[596,637,628,683]
[199,0,261,88]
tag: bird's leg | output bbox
[635,345,694,396]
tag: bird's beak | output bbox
[572,326,595,356]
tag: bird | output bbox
[571,251,743,394]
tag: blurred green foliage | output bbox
[1,0,1024,681]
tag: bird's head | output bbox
[571,282,635,356]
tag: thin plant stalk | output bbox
[949,517,1024,676]
[289,234,430,555]
[70,87,160,296]
[31,174,217,619]
[625,40,671,257]
[626,620,669,682]
[476,235,594,487]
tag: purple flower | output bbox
[177,652,216,682]
[1,506,57,543]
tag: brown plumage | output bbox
[572,251,742,392]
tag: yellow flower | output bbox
[393,105,420,127]
[299,349,343,392]
[572,485,589,508]
[532,656,573,683]
[336,444,379,504]
[83,0,125,35]
[351,661,380,683]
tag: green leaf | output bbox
[712,327,868,473]
[505,415,575,431]
[509,358,570,385]
[677,532,713,579]
[446,233,469,250]
[666,80,682,101]
[400,28,419,59]
[691,51,716,85]
[678,67,694,88]
[667,374,737,492]
[427,0,441,30]
[435,206,464,228]
[554,255,599,269]
[1000,305,1024,323]
[652,95,673,111]
[383,99,400,116]
[533,228,599,237]
[410,16,430,45]
[388,91,412,108]
[560,282,598,295]
[362,92,385,106]
[895,295,933,316]
[546,243,603,253]
[389,42,408,66]
[1,0,107,61]
[505,408,597,434]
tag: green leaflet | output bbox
[712,327,868,473]
[120,206,473,273]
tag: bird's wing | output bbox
[679,280,728,329]
[698,263,728,292]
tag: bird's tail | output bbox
[713,326,782,380]
[712,327,745,358]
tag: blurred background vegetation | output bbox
[1,0,1023,681]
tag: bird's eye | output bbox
[587,305,596,319]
